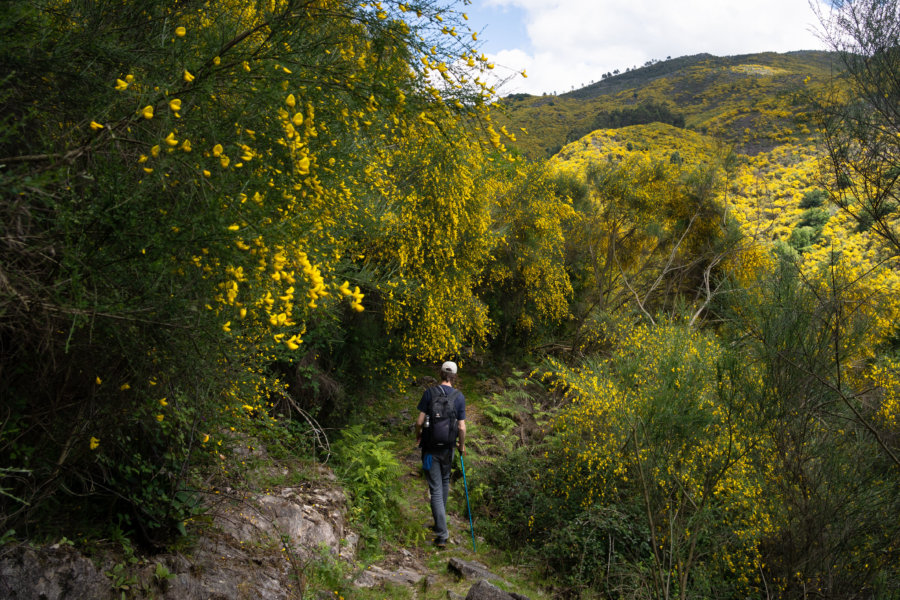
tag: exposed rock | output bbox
[448,557,502,582]
[160,537,296,600]
[160,480,356,598]
[0,545,115,600]
[211,483,354,560]
[0,474,355,600]
[382,408,413,430]
[353,565,424,588]
[352,542,428,590]
[465,579,531,600]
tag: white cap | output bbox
[441,361,458,375]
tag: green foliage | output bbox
[797,206,831,229]
[545,324,775,598]
[789,206,831,251]
[542,507,648,595]
[477,372,534,458]
[481,161,575,348]
[488,259,898,598]
[478,446,551,552]
[332,425,404,540]
[153,562,176,586]
[787,225,818,251]
[481,399,518,435]
[561,146,740,346]
[105,562,139,598]
[565,100,686,144]
[0,7,898,600]
[479,442,651,597]
[799,189,827,208]
[718,254,900,598]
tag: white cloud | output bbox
[481,0,830,95]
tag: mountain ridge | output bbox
[495,50,841,159]
[562,50,838,101]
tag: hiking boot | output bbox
[433,538,448,549]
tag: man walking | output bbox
[416,361,466,548]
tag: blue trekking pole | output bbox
[459,453,477,552]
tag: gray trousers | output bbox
[424,450,453,542]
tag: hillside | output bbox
[495,50,839,159]
[549,122,824,245]
[502,50,860,255]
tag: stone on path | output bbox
[353,564,424,588]
[465,579,531,600]
[448,557,502,581]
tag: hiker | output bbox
[415,361,466,548]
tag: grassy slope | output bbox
[548,122,825,245]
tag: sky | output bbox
[463,0,831,96]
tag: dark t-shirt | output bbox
[417,384,466,421]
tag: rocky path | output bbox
[1,379,544,599]
[1,457,534,600]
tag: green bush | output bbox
[543,507,648,595]
[479,446,551,552]
[797,206,830,229]
[799,189,827,209]
[480,444,650,596]
[332,425,404,539]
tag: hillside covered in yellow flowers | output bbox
[1,1,899,599]
[497,50,834,159]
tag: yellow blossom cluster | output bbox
[58,0,513,453]
[864,358,900,431]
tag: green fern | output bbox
[482,371,535,435]
[483,396,519,434]
[332,425,403,535]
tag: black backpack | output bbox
[423,386,460,451]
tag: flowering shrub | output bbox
[539,323,774,597]
[0,0,516,541]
